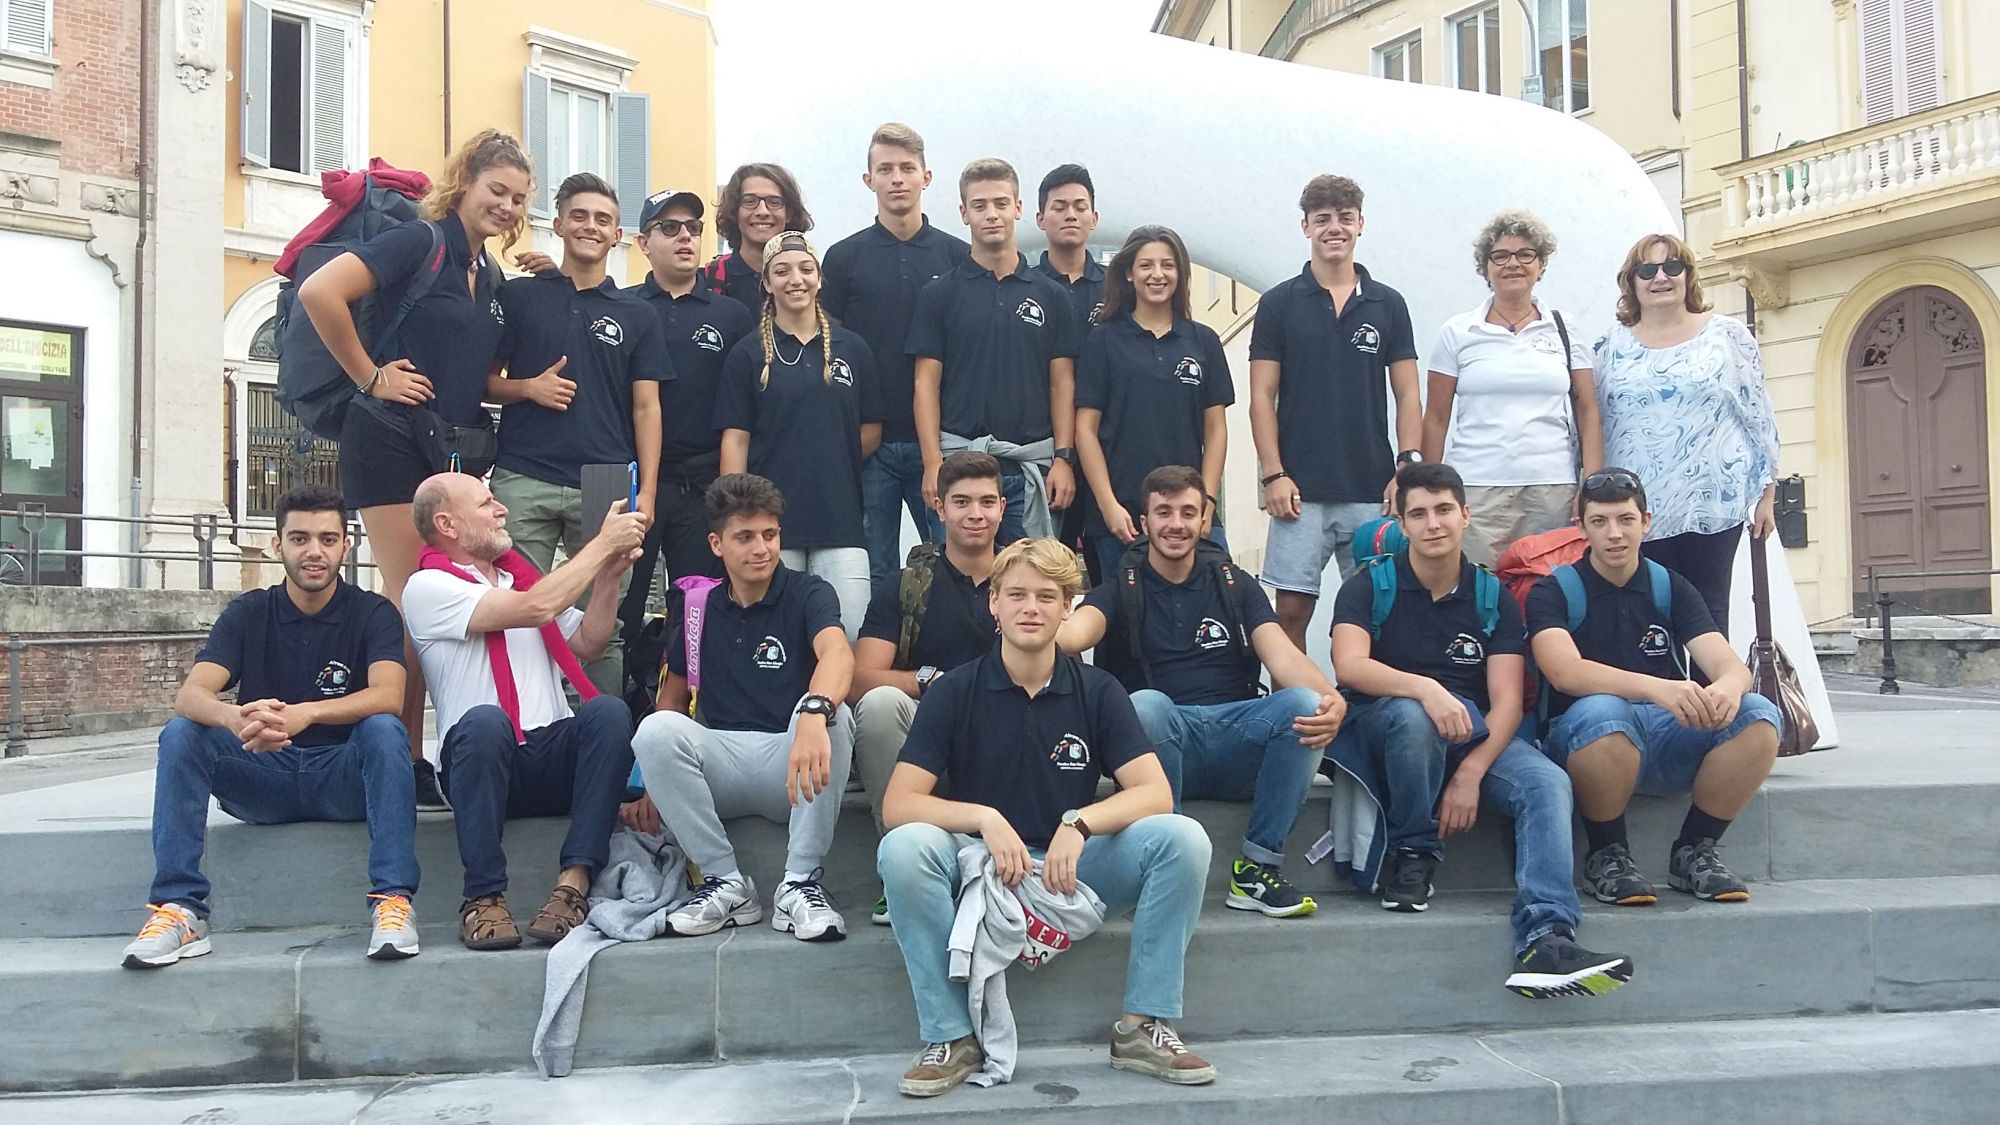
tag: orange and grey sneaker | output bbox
[459,893,522,951]
[366,893,420,960]
[1109,1018,1217,1085]
[121,902,210,970]
[897,1035,983,1097]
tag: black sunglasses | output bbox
[1634,259,1688,281]
[647,218,703,238]
[1582,469,1644,494]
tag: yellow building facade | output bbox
[1156,0,2000,622]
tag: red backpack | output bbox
[1493,525,1587,712]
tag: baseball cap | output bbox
[638,188,706,231]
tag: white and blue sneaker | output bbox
[667,874,761,936]
[773,869,846,942]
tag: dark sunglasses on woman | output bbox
[1634,258,1689,281]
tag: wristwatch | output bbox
[1059,809,1092,840]
[1053,446,1077,467]
[797,694,836,718]
[1396,449,1425,466]
[915,665,940,695]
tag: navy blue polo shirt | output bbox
[495,271,674,488]
[629,273,755,478]
[712,326,882,550]
[1248,263,1417,503]
[350,211,505,426]
[193,580,405,748]
[707,251,765,318]
[1331,551,1526,713]
[1076,314,1234,534]
[1526,553,1715,719]
[898,650,1153,847]
[905,254,1081,445]
[1033,251,1106,330]
[821,217,971,444]
[858,551,995,671]
[1081,559,1276,706]
[665,564,844,733]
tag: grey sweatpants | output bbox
[854,685,919,834]
[631,701,855,878]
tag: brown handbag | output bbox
[1747,531,1820,755]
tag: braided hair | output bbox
[757,232,835,390]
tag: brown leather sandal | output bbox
[459,894,522,951]
[526,884,589,945]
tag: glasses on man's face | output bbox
[647,218,703,238]
[739,193,785,213]
[1582,469,1644,494]
[1486,248,1543,266]
[1634,258,1689,281]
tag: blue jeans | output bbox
[877,814,1210,1042]
[1541,693,1782,794]
[148,714,418,917]
[1130,687,1321,866]
[863,441,943,595]
[440,697,634,900]
[998,469,1029,547]
[1349,697,1581,950]
[1090,525,1231,582]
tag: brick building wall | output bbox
[2,635,203,738]
[0,2,142,175]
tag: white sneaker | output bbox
[121,903,210,969]
[366,894,420,960]
[772,868,847,942]
[667,874,761,936]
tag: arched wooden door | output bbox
[1847,285,1991,613]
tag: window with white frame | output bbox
[1451,4,1501,96]
[1859,0,1942,125]
[1,0,53,56]
[521,29,650,228]
[1377,32,1423,83]
[241,0,356,175]
[1536,0,1589,112]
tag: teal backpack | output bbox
[1350,517,1502,640]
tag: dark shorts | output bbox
[338,400,435,510]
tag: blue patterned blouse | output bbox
[1592,314,1782,540]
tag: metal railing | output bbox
[1863,564,2000,695]
[1261,0,1379,59]
[0,504,373,591]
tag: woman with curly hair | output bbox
[1422,208,1603,565]
[708,162,814,316]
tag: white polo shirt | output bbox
[1427,300,1594,486]
[404,566,584,738]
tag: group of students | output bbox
[118,118,1791,1098]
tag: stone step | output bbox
[4,874,1996,1093]
[9,1008,1999,1123]
[7,736,1995,940]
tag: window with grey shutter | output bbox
[308,21,348,173]
[1859,0,1944,125]
[241,4,350,174]
[613,92,651,230]
[242,0,274,168]
[2,0,53,56]
[524,68,553,218]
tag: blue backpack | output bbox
[1351,522,1502,641]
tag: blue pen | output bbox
[627,460,639,512]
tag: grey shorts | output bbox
[1261,500,1384,596]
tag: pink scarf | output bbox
[418,546,598,741]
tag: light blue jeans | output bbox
[1540,693,1782,794]
[862,441,943,596]
[877,814,1210,1043]
[1129,686,1321,866]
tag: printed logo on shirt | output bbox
[1640,623,1672,659]
[1529,332,1566,357]
[1049,732,1091,771]
[1088,301,1104,324]
[1016,298,1047,328]
[1445,632,1485,666]
[752,636,788,670]
[829,357,855,386]
[1351,324,1382,354]
[1173,357,1204,386]
[1195,617,1232,650]
[1019,907,1076,968]
[692,324,725,352]
[590,316,626,347]
[489,297,506,325]
[314,661,353,696]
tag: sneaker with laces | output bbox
[667,874,762,936]
[1380,848,1438,913]
[458,893,522,951]
[1226,858,1317,917]
[1505,928,1635,999]
[1669,837,1750,901]
[366,893,420,960]
[872,893,892,927]
[898,1035,983,1097]
[1584,842,1659,906]
[121,903,210,969]
[413,758,451,812]
[1109,1018,1217,1085]
[772,869,847,942]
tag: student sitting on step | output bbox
[879,537,1215,1098]
[1327,462,1634,999]
[403,472,647,952]
[1528,468,1781,906]
[1057,465,1345,920]
[124,485,418,969]
[622,474,858,942]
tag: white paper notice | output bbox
[6,404,54,470]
